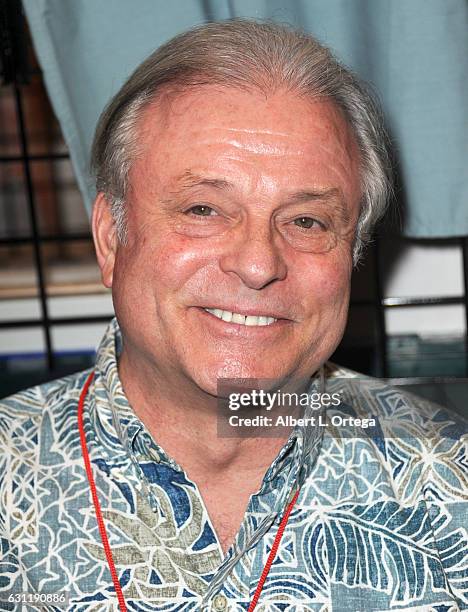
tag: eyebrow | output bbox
[169,170,232,193]
[165,170,351,224]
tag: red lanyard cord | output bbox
[78,371,127,612]
[247,488,299,612]
[78,370,299,612]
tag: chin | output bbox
[192,361,294,398]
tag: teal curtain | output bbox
[22,0,468,237]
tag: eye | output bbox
[186,204,217,217]
[293,216,322,229]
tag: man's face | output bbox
[97,86,361,395]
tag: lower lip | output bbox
[195,307,291,335]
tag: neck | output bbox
[117,346,291,480]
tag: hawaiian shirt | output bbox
[0,318,467,611]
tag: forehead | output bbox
[133,85,361,205]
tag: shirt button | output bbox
[211,593,228,611]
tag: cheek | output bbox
[145,234,216,291]
[323,264,351,299]
[297,253,352,314]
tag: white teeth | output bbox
[221,310,232,322]
[245,315,258,326]
[204,308,277,326]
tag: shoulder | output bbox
[0,369,92,455]
[325,361,467,437]
[321,362,468,503]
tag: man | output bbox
[0,19,467,611]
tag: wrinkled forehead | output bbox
[139,83,359,147]
[132,84,362,209]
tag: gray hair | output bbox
[91,19,392,263]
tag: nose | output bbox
[219,222,287,289]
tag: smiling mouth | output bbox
[204,308,278,326]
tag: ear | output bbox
[92,193,118,288]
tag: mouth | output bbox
[203,307,280,327]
